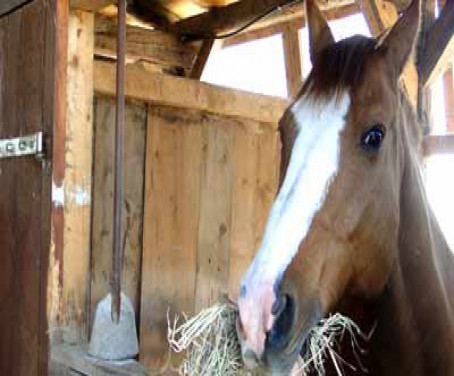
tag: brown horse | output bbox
[237,0,454,374]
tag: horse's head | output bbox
[237,0,421,372]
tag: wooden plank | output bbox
[444,67,454,133]
[140,107,203,369]
[419,0,454,86]
[283,26,303,98]
[0,0,30,17]
[70,0,114,12]
[190,38,215,79]
[49,0,69,347]
[360,0,419,106]
[254,127,281,251]
[423,134,454,156]
[0,0,54,374]
[94,15,199,75]
[61,9,94,344]
[90,98,147,332]
[94,60,288,125]
[228,121,259,299]
[194,115,236,312]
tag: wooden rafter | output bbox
[360,0,419,106]
[418,0,454,86]
[173,0,355,39]
[223,3,359,47]
[190,38,215,79]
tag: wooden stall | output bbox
[0,0,453,375]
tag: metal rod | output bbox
[111,0,127,324]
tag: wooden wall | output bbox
[90,70,285,369]
[0,0,55,374]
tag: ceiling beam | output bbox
[419,0,454,86]
[173,0,355,40]
[360,0,419,106]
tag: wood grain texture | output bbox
[0,0,54,374]
[140,107,203,369]
[139,104,281,366]
[94,60,288,124]
[194,114,236,312]
[91,98,147,331]
[283,26,303,98]
[62,9,94,343]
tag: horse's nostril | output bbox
[272,293,288,316]
[243,349,261,369]
[267,293,295,350]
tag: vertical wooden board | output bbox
[90,98,147,327]
[194,116,236,313]
[140,107,203,369]
[254,128,281,250]
[63,9,94,342]
[0,0,54,374]
[227,120,260,299]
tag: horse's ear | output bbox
[378,0,421,76]
[306,0,335,65]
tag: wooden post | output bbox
[283,26,303,98]
[61,9,94,343]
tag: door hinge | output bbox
[0,132,45,163]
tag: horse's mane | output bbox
[301,35,378,100]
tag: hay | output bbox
[168,303,368,376]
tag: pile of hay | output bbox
[168,302,366,376]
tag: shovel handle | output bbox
[111,0,127,324]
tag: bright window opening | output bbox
[202,34,287,97]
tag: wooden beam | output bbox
[360,0,419,106]
[94,15,199,75]
[173,0,354,39]
[283,26,303,97]
[419,0,454,86]
[70,0,114,12]
[94,60,288,124]
[423,134,454,156]
[222,3,359,47]
[0,0,30,16]
[190,38,215,79]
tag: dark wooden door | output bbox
[0,0,55,374]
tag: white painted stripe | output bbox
[242,92,350,290]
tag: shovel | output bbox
[88,0,139,360]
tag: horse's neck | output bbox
[367,116,454,375]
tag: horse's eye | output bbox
[361,125,385,152]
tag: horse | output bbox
[236,0,454,374]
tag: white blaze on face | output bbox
[238,92,351,358]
